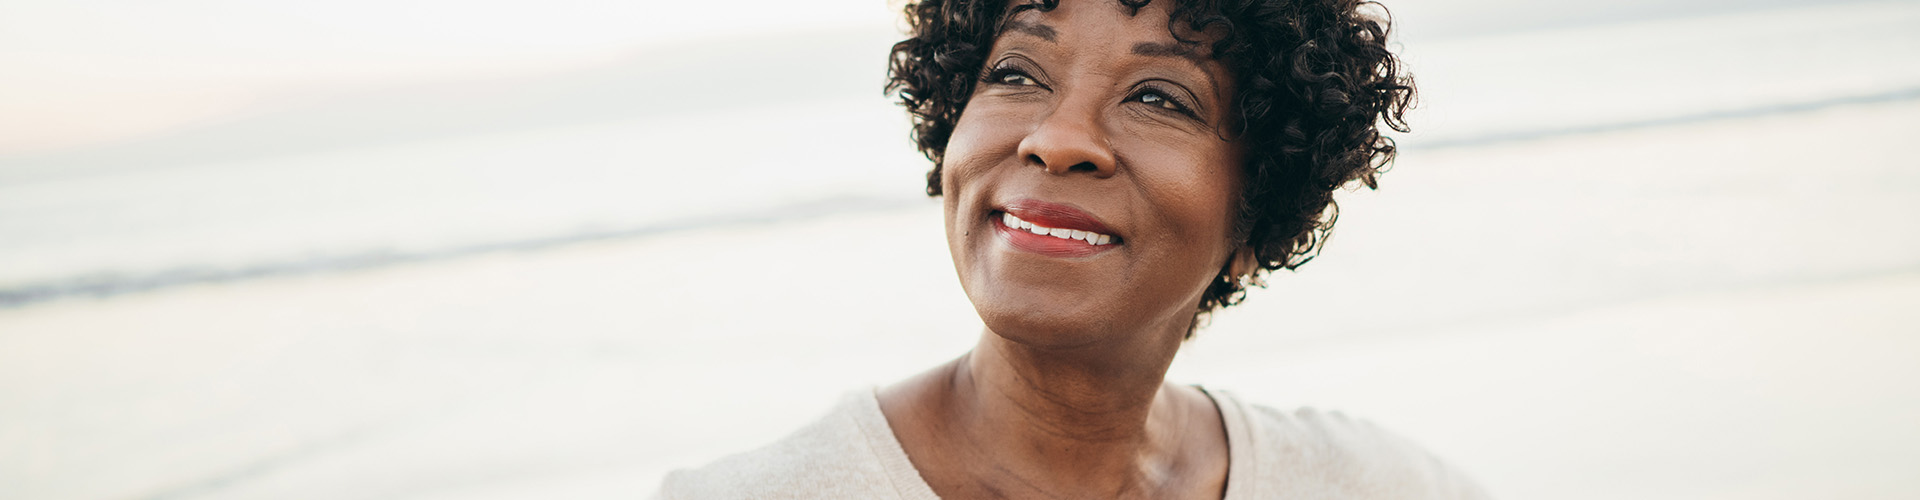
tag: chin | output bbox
[980,313,1111,351]
[967,289,1122,350]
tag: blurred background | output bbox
[3,0,1918,498]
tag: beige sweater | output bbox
[653,387,1489,499]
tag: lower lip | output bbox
[992,212,1117,258]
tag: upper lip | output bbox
[998,199,1119,238]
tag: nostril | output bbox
[1067,162,1098,173]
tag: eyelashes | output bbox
[980,59,1206,122]
[1129,85,1200,118]
[981,65,1042,87]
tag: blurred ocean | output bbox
[3,1,1918,499]
[5,0,1916,307]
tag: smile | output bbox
[1002,212,1115,246]
[989,200,1124,258]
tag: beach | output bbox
[3,1,1919,498]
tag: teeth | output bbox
[1000,212,1117,246]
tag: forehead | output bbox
[996,1,1225,72]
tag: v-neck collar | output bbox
[857,385,1253,500]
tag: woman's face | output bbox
[943,0,1244,348]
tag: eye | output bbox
[985,67,1040,87]
[1131,88,1192,115]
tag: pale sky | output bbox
[0,0,897,154]
[0,0,1873,155]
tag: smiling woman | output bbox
[652,0,1480,498]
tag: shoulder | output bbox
[1213,391,1492,499]
[650,391,913,500]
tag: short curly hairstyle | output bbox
[887,0,1414,319]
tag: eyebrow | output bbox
[1131,41,1207,65]
[1004,20,1057,42]
[1131,41,1224,116]
[1132,41,1219,86]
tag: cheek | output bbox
[1152,153,1244,308]
[943,106,1027,184]
[940,108,1021,245]
[1134,147,1245,251]
[938,106,1032,220]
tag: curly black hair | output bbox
[887,0,1414,321]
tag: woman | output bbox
[656,0,1485,498]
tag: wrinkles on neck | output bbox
[940,324,1196,496]
[878,303,1230,500]
[965,330,1177,445]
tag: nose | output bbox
[1015,97,1117,178]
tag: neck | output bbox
[880,315,1231,499]
[965,328,1180,442]
[944,326,1196,495]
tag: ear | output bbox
[1227,246,1261,283]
